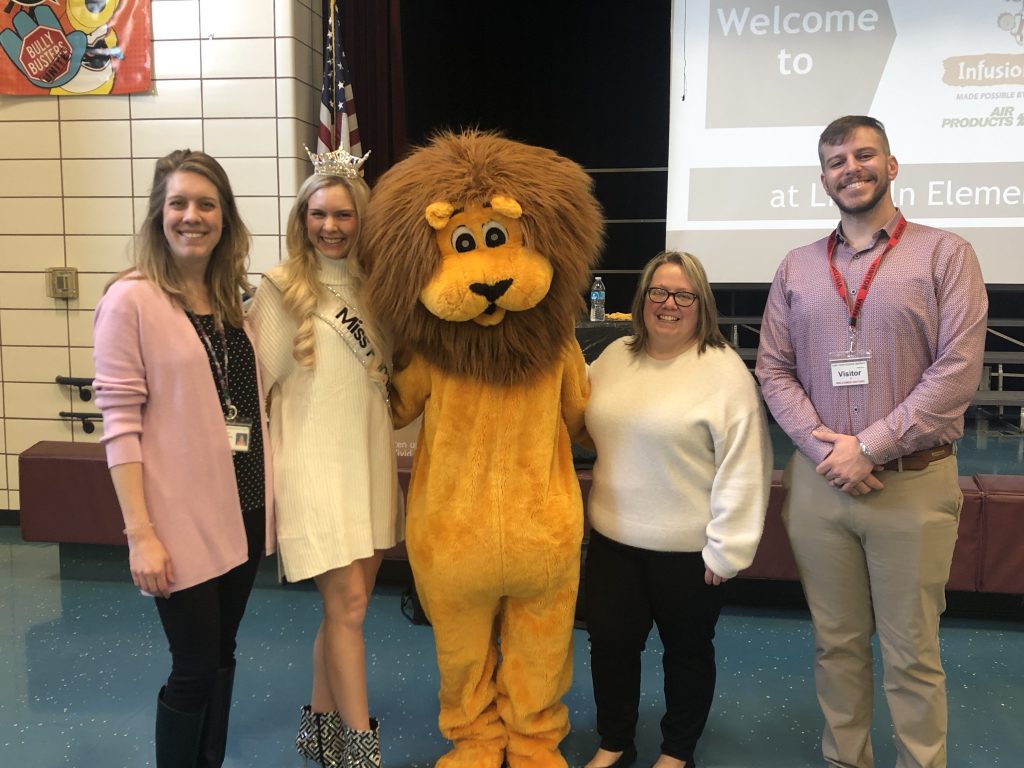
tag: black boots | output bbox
[155,665,234,768]
[155,687,204,768]
[197,666,235,768]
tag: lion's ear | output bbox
[425,202,455,230]
[490,195,522,219]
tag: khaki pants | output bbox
[783,451,962,768]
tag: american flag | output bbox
[317,1,361,155]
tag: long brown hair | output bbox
[626,251,728,356]
[119,149,252,327]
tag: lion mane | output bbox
[361,130,604,385]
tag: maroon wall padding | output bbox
[19,441,125,546]
[741,470,801,581]
[947,477,982,591]
[975,474,1024,594]
[18,439,1021,597]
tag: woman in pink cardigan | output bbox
[93,149,275,768]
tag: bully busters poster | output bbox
[0,0,152,95]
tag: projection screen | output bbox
[666,0,1024,284]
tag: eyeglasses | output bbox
[646,287,698,307]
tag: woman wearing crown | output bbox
[249,146,402,768]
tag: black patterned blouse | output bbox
[190,313,265,513]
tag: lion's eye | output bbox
[452,226,476,253]
[482,222,508,248]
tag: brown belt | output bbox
[881,444,954,472]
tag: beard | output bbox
[828,174,891,215]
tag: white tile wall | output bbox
[250,235,283,275]
[0,123,60,158]
[204,118,279,157]
[64,198,135,236]
[65,236,134,273]
[61,160,133,198]
[275,0,298,40]
[2,347,70,382]
[279,156,312,198]
[5,419,73,455]
[130,80,204,120]
[200,0,276,39]
[278,117,318,161]
[151,0,201,40]
[76,274,116,312]
[239,197,284,236]
[0,0,316,509]
[0,98,58,121]
[203,79,278,118]
[152,40,203,80]
[201,39,277,80]
[69,347,96,380]
[218,157,280,196]
[67,310,95,348]
[0,274,67,311]
[276,78,319,121]
[1,310,70,346]
[0,199,64,235]
[60,121,132,159]
[0,160,62,197]
[4,384,71,420]
[58,96,131,121]
[276,38,316,85]
[0,237,64,271]
[131,118,205,158]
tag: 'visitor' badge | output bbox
[829,351,870,387]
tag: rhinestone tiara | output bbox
[304,144,371,178]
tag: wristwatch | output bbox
[859,441,876,463]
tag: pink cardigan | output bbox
[93,276,276,593]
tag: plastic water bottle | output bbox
[589,276,606,321]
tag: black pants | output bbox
[155,509,265,713]
[584,530,722,763]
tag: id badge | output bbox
[829,350,871,387]
[226,417,253,453]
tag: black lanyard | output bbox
[186,311,237,420]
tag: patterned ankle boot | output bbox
[295,705,345,768]
[343,717,381,768]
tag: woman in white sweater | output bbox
[583,251,771,768]
[249,153,402,768]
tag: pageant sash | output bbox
[315,291,392,406]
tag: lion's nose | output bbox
[470,279,513,303]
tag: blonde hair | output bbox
[119,149,252,327]
[626,251,728,356]
[278,173,370,368]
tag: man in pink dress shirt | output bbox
[756,115,988,768]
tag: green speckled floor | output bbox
[1,526,1022,767]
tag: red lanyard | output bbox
[826,214,906,331]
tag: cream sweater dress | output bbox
[249,254,403,581]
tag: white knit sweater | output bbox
[249,255,402,581]
[585,338,771,578]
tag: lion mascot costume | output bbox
[361,130,603,768]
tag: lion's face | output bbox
[361,130,604,385]
[421,196,552,328]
